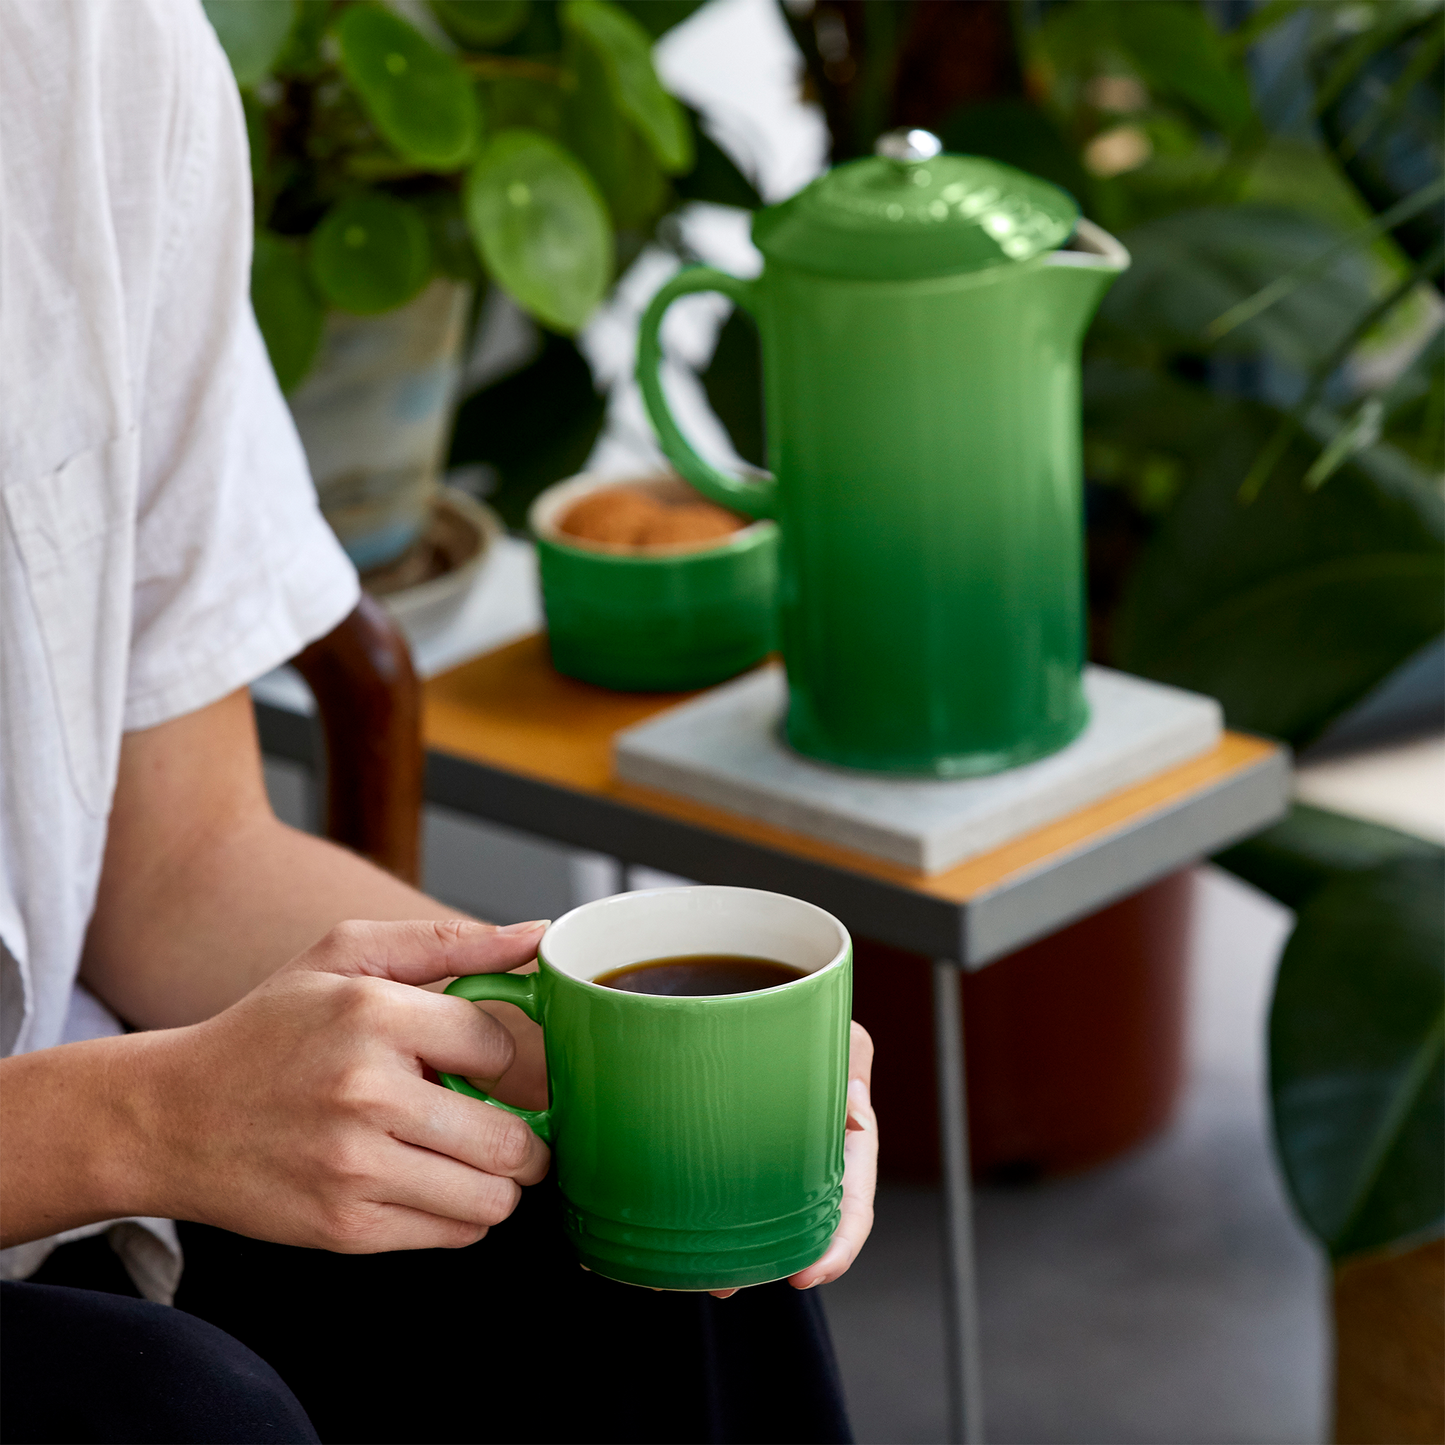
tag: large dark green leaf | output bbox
[336,4,481,171]
[429,0,531,48]
[1217,803,1443,912]
[202,0,298,87]
[1100,206,1378,372]
[1381,328,1445,473]
[1111,386,1445,747]
[1112,1,1255,135]
[1270,855,1444,1260]
[464,130,612,332]
[251,230,324,392]
[1312,8,1445,278]
[308,192,433,315]
[1031,0,1253,137]
[561,0,693,174]
[448,331,606,527]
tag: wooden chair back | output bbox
[292,596,423,885]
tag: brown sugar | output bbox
[557,488,660,546]
[642,502,743,547]
[558,483,747,551]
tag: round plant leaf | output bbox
[202,0,298,88]
[336,4,481,171]
[562,29,663,229]
[429,0,530,47]
[1112,0,1255,136]
[1270,855,1445,1260]
[308,192,433,315]
[251,230,324,392]
[561,0,692,175]
[464,130,612,332]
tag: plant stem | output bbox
[462,55,567,85]
[1237,239,1445,501]
[1208,176,1445,341]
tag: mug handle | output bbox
[636,266,779,520]
[437,973,554,1145]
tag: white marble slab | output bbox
[614,665,1223,873]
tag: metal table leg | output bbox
[933,959,985,1444]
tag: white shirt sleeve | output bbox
[122,4,358,733]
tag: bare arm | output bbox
[1,920,550,1249]
[79,688,544,1105]
[0,688,560,1250]
[3,687,876,1285]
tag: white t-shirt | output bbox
[0,0,359,1289]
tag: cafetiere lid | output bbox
[752,129,1080,282]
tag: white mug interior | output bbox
[540,886,848,986]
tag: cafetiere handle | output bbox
[436,973,554,1145]
[636,266,779,520]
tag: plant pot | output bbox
[288,280,472,572]
[852,868,1195,1181]
[1332,1236,1444,1444]
[364,486,504,648]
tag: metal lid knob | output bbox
[875,128,943,164]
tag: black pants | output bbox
[5,1174,852,1445]
[2,1271,318,1444]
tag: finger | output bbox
[848,1020,874,1090]
[326,1202,492,1255]
[709,1288,740,1299]
[370,1136,527,1229]
[790,1078,877,1290]
[390,1075,550,1185]
[361,979,520,1083]
[301,918,549,987]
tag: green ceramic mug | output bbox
[439,886,852,1291]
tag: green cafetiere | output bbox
[439,887,851,1291]
[637,130,1129,776]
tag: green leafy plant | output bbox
[203,0,720,393]
[763,0,1445,717]
[757,0,1444,1267]
[1220,809,1443,1262]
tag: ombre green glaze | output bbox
[530,475,778,692]
[439,889,851,1291]
[637,148,1129,775]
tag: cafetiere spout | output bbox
[1039,218,1131,347]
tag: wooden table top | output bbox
[423,633,1284,908]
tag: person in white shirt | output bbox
[0,3,876,1441]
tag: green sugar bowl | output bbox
[530,472,778,692]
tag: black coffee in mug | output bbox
[595,955,807,997]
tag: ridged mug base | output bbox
[565,1193,841,1292]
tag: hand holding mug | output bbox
[442,887,871,1293]
[124,919,552,1252]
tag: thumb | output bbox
[296,918,549,987]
